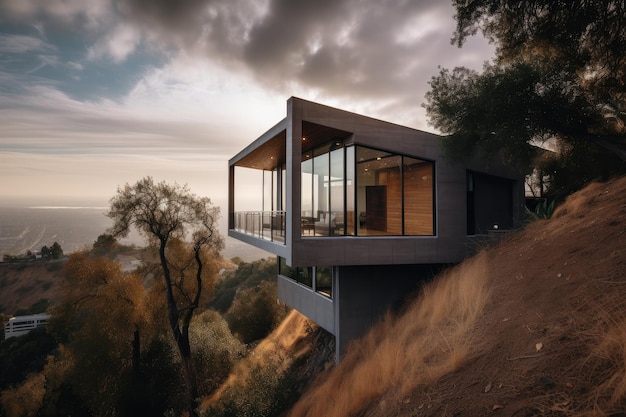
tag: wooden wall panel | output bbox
[404,163,433,235]
[378,163,433,235]
[385,169,403,234]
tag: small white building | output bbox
[3,314,49,339]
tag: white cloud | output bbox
[0,0,497,202]
[87,23,141,63]
[0,34,56,53]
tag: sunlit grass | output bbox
[289,251,491,417]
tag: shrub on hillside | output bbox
[0,327,57,390]
[226,281,289,344]
[211,258,277,313]
[189,310,247,394]
[202,353,300,417]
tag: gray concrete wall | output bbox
[277,274,335,333]
[333,264,445,360]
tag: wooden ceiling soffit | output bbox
[301,121,353,153]
[235,131,286,171]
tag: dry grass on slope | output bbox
[288,176,626,417]
[0,261,63,315]
[289,252,492,417]
[201,310,334,415]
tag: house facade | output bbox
[228,97,523,360]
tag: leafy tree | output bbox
[211,258,278,313]
[0,327,56,390]
[107,177,223,417]
[424,0,626,197]
[226,281,289,344]
[189,310,246,394]
[50,242,63,259]
[47,251,146,416]
[92,233,119,257]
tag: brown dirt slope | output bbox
[289,176,626,417]
[0,260,64,315]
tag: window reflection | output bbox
[315,266,332,297]
[301,139,434,237]
[279,258,333,298]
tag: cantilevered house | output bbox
[228,97,523,360]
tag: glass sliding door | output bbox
[300,140,434,238]
[312,151,330,236]
[301,157,314,236]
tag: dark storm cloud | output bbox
[238,0,473,97]
[0,0,493,126]
[113,0,491,124]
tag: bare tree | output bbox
[107,177,223,417]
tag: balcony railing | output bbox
[232,211,286,243]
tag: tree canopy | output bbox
[425,0,626,197]
[47,252,146,416]
[107,177,223,417]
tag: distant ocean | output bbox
[0,204,269,262]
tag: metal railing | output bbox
[233,211,286,243]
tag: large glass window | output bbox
[279,258,333,298]
[301,141,434,237]
[301,142,345,236]
[315,266,332,298]
[279,257,313,288]
[313,151,330,235]
[356,148,401,235]
[233,166,286,242]
[301,157,314,234]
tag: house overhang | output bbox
[229,118,288,170]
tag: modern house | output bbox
[228,97,523,360]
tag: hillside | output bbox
[0,261,64,315]
[288,176,626,417]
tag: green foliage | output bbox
[189,310,246,394]
[426,0,626,196]
[524,199,556,222]
[45,252,146,416]
[226,280,289,345]
[0,251,293,416]
[50,242,63,259]
[202,354,301,417]
[211,258,287,344]
[92,233,119,257]
[211,286,237,313]
[0,327,57,390]
[131,337,186,416]
[108,177,224,417]
[211,258,278,313]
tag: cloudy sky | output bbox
[0,0,493,208]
